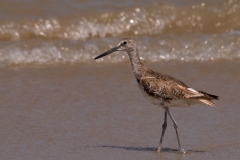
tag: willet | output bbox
[94,38,219,154]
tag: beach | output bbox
[0,0,240,159]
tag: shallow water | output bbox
[0,0,240,159]
[0,62,240,159]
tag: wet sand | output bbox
[1,0,240,159]
[0,61,239,159]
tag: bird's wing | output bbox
[139,76,204,100]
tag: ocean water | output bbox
[0,0,240,160]
[0,0,240,66]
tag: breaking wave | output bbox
[0,0,240,41]
[0,0,240,67]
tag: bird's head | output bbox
[94,38,137,60]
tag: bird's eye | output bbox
[122,41,127,45]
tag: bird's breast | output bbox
[137,81,163,105]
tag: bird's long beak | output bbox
[94,46,120,60]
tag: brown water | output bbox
[0,62,239,159]
[0,0,240,159]
[0,0,240,66]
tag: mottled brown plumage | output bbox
[137,65,218,107]
[94,38,218,154]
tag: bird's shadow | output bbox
[95,145,205,154]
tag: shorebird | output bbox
[94,38,218,154]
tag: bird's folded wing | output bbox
[140,76,204,99]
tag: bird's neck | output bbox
[127,49,144,76]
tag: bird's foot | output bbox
[179,148,186,154]
[157,146,161,152]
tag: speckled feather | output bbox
[95,38,219,107]
[94,37,219,153]
[132,63,217,107]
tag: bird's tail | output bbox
[198,91,219,107]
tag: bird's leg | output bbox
[165,107,186,154]
[157,110,167,152]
